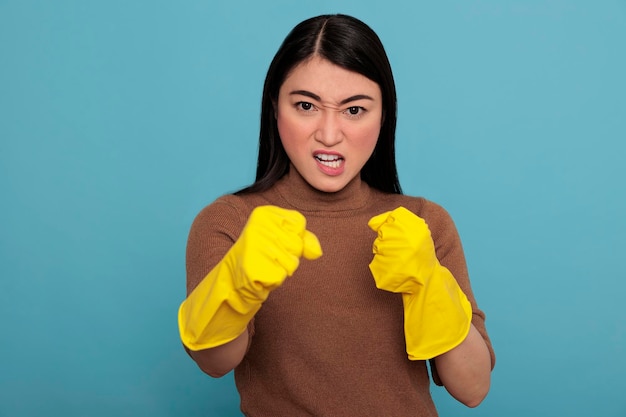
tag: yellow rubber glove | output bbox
[368,206,472,360]
[178,205,322,351]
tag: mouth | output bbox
[314,153,344,169]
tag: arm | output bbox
[180,202,322,377]
[369,204,495,406]
[188,330,249,378]
[183,199,250,377]
[427,202,495,406]
[434,324,492,407]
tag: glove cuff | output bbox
[178,263,263,351]
[402,264,472,360]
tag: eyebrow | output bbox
[289,90,374,105]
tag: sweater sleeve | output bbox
[185,196,250,294]
[419,200,496,385]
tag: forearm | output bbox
[188,329,249,378]
[433,324,492,407]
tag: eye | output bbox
[344,106,366,118]
[296,101,314,111]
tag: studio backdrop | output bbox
[1,1,625,416]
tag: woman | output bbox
[179,14,495,416]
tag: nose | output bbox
[314,111,343,147]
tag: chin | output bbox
[311,181,347,193]
[301,170,352,193]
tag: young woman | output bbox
[178,14,495,416]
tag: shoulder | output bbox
[190,189,279,232]
[195,194,252,218]
[188,194,254,238]
[195,189,273,221]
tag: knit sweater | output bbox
[186,170,495,417]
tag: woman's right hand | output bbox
[178,205,321,352]
[233,205,323,302]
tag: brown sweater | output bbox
[186,170,495,417]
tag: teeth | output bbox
[319,159,341,168]
[315,154,342,168]
[316,154,340,161]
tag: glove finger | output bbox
[241,247,291,290]
[251,205,307,234]
[371,238,382,255]
[270,245,301,277]
[368,211,392,231]
[391,206,427,229]
[302,230,323,260]
[252,242,300,281]
[271,207,307,234]
[264,207,321,260]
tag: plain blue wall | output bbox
[1,1,625,416]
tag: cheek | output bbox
[276,111,296,138]
[353,123,381,153]
[277,113,314,157]
[276,113,298,147]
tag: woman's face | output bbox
[276,56,383,193]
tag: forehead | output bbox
[280,56,381,101]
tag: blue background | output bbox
[1,1,625,416]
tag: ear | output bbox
[272,99,278,119]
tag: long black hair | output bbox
[237,14,401,195]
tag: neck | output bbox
[274,167,371,212]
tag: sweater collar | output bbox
[273,168,371,212]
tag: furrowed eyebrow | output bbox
[289,90,374,105]
[290,90,321,101]
[339,94,374,105]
